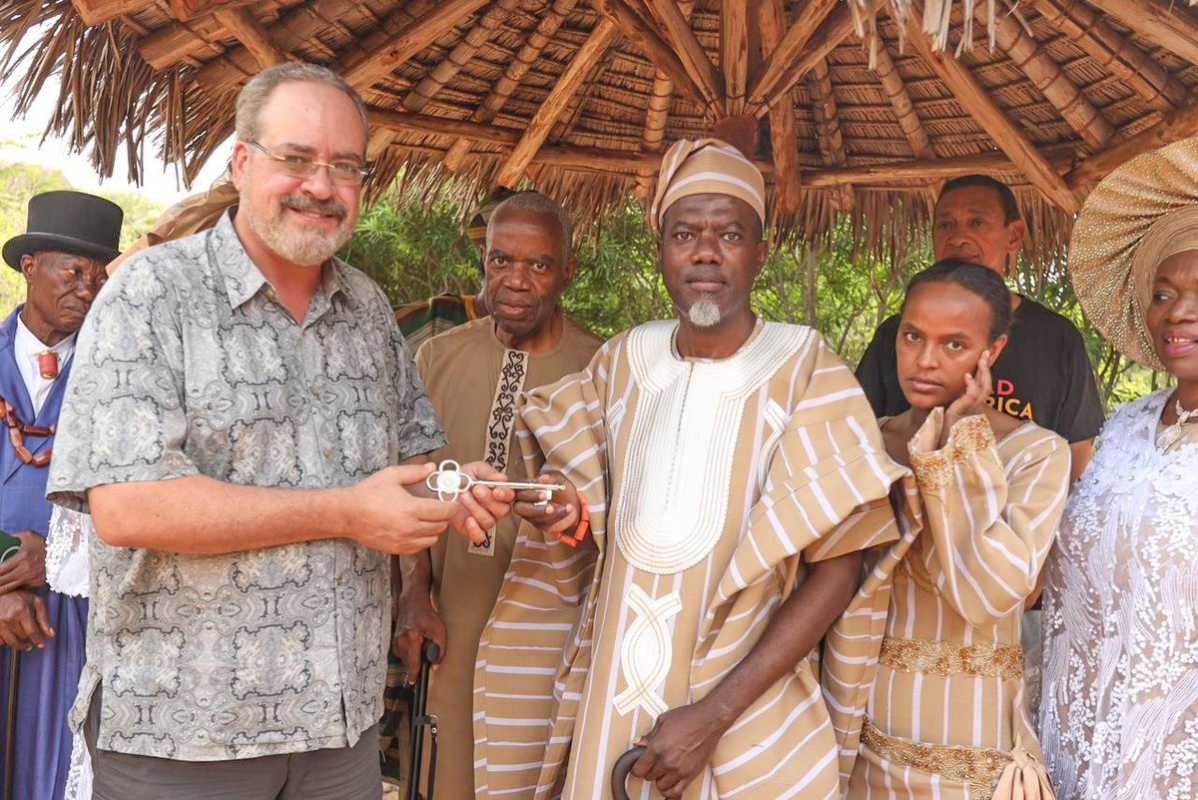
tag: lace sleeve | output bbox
[45,505,91,598]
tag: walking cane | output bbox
[611,746,645,800]
[2,650,19,800]
[406,640,442,800]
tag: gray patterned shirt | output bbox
[47,212,446,761]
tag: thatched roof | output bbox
[4,0,1198,262]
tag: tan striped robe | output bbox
[472,320,908,799]
[846,410,1069,800]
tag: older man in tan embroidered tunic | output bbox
[391,192,601,797]
[472,140,908,799]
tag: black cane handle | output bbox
[422,639,442,665]
[610,746,645,800]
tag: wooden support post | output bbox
[906,10,1079,214]
[721,0,751,116]
[212,7,287,68]
[339,0,490,91]
[442,0,579,173]
[758,0,803,216]
[493,18,619,187]
[986,8,1113,149]
[1068,96,1198,196]
[647,0,723,107]
[1083,0,1198,66]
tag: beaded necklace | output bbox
[0,397,54,467]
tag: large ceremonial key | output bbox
[425,459,564,502]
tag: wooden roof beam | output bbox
[905,10,1080,214]
[631,2,694,201]
[193,0,375,94]
[986,8,1113,150]
[646,0,723,108]
[366,0,522,159]
[1082,0,1198,66]
[211,7,288,69]
[1029,0,1186,113]
[339,0,490,91]
[442,0,579,173]
[369,107,1082,182]
[74,0,255,26]
[598,0,709,108]
[750,0,886,117]
[870,37,933,159]
[494,18,619,187]
[758,0,802,216]
[747,0,839,112]
[721,0,751,116]
[1068,94,1198,195]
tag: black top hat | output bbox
[3,190,124,271]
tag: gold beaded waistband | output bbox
[861,719,1009,799]
[879,636,1024,680]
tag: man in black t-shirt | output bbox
[855,175,1104,482]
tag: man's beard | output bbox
[686,296,721,328]
[245,180,353,267]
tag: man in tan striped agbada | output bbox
[470,139,909,799]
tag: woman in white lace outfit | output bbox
[46,504,93,800]
[1040,138,1198,800]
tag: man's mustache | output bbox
[281,196,347,220]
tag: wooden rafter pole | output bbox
[1082,0,1198,66]
[631,1,695,199]
[985,8,1113,149]
[746,0,839,111]
[442,0,579,172]
[721,0,751,116]
[1068,95,1198,195]
[338,0,490,91]
[1030,0,1186,113]
[598,0,709,107]
[74,0,256,26]
[363,0,523,161]
[750,0,885,117]
[871,37,933,159]
[757,0,802,216]
[646,0,723,107]
[905,10,1079,214]
[809,58,855,210]
[212,7,287,69]
[193,0,388,93]
[493,18,619,187]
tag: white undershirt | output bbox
[13,313,74,416]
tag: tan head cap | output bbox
[649,138,765,234]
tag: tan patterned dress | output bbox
[472,320,910,799]
[847,410,1070,799]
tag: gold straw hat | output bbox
[1069,137,1198,371]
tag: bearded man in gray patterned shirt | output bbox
[46,63,513,800]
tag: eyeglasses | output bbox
[245,140,371,186]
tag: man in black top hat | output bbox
[0,190,119,800]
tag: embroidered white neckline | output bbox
[613,320,813,575]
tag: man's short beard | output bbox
[686,297,721,328]
[244,174,353,267]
